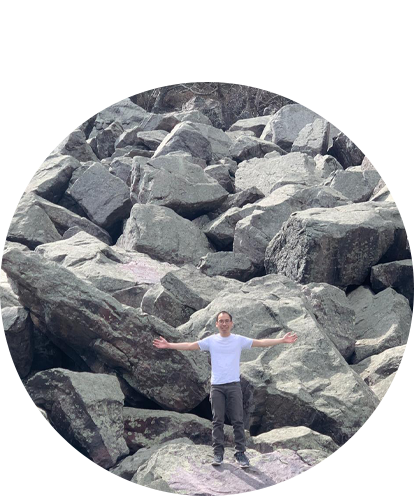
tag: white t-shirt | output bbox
[198,333,253,385]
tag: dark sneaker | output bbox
[234,451,250,468]
[212,453,223,466]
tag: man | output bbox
[153,310,298,468]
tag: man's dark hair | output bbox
[216,311,233,322]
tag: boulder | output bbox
[123,408,234,452]
[115,127,168,150]
[52,129,99,162]
[0,127,44,155]
[0,144,49,193]
[229,135,285,163]
[324,167,382,203]
[330,115,394,169]
[68,163,131,230]
[2,248,211,411]
[179,275,379,444]
[265,202,410,289]
[370,259,413,307]
[0,385,53,496]
[182,96,224,129]
[91,121,124,159]
[141,265,241,327]
[361,134,414,194]
[347,286,411,363]
[39,456,111,496]
[198,252,258,282]
[132,444,311,493]
[214,187,265,215]
[291,118,330,157]
[235,152,323,195]
[134,154,228,218]
[108,156,134,185]
[349,414,414,487]
[119,204,214,265]
[234,185,349,269]
[314,154,343,178]
[229,116,271,137]
[204,164,235,193]
[263,103,321,151]
[203,207,249,250]
[25,368,129,469]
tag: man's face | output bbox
[216,313,233,336]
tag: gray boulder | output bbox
[90,121,124,159]
[347,286,411,363]
[330,115,394,169]
[229,135,285,163]
[204,163,235,193]
[141,265,241,327]
[115,127,168,150]
[0,385,53,496]
[361,134,414,197]
[235,152,323,195]
[214,187,265,215]
[203,207,249,250]
[198,252,258,282]
[119,204,214,265]
[314,154,343,178]
[25,368,129,469]
[39,456,111,496]
[0,144,49,193]
[108,156,134,185]
[68,163,131,230]
[291,118,330,157]
[52,129,99,162]
[324,167,382,203]
[2,248,210,411]
[182,96,224,129]
[135,154,228,218]
[179,275,379,444]
[350,414,414,486]
[229,116,271,137]
[265,202,410,289]
[370,259,413,307]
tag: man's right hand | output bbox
[153,336,170,349]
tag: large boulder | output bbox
[179,275,379,444]
[90,121,124,159]
[265,202,410,289]
[347,286,411,363]
[235,152,323,195]
[291,118,330,157]
[229,135,284,163]
[39,456,111,496]
[229,116,271,137]
[119,204,214,265]
[68,163,131,230]
[52,129,99,162]
[134,154,228,218]
[0,143,49,193]
[361,134,414,194]
[25,369,129,469]
[0,385,53,496]
[330,115,394,169]
[324,167,382,203]
[370,259,413,307]
[198,252,258,282]
[2,248,210,411]
[350,414,414,487]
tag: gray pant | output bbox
[210,381,246,455]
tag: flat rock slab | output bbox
[132,444,311,494]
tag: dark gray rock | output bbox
[198,252,259,282]
[229,135,285,163]
[108,156,134,185]
[91,121,124,159]
[52,129,99,162]
[203,207,248,250]
[327,132,365,169]
[182,96,224,129]
[324,167,382,202]
[370,259,413,307]
[204,163,235,193]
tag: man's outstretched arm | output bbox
[153,336,200,351]
[252,331,298,348]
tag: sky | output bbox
[0,0,414,82]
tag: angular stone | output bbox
[92,121,124,159]
[229,116,271,137]
[0,385,53,496]
[291,118,330,157]
[265,202,410,289]
[229,135,285,163]
[350,414,414,486]
[198,252,258,282]
[0,144,49,193]
[135,154,228,218]
[204,164,234,193]
[235,152,323,196]
[68,163,131,230]
[203,207,248,250]
[347,287,411,363]
[123,408,234,452]
[361,134,414,194]
[120,204,214,265]
[324,167,382,203]
[2,305,33,378]
[314,154,343,178]
[214,187,265,215]
[25,369,129,469]
[39,456,111,496]
[330,115,394,169]
[52,129,99,162]
[370,260,413,307]
[2,248,210,411]
[179,275,379,444]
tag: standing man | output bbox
[153,310,298,468]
